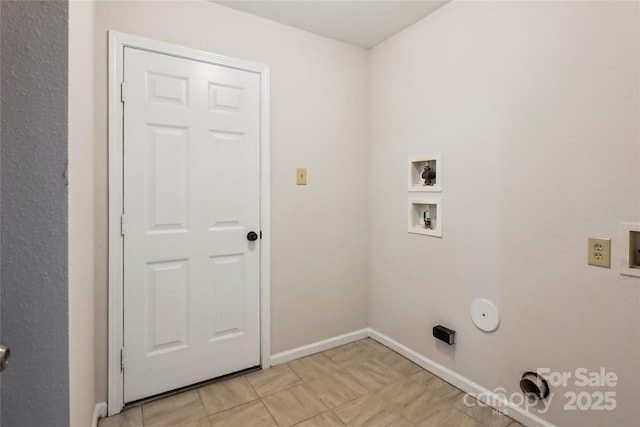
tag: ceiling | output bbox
[213,1,450,49]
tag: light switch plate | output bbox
[588,237,610,268]
[296,168,307,185]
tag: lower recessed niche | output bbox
[408,198,441,237]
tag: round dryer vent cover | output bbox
[470,298,500,332]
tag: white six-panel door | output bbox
[122,47,261,402]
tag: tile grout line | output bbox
[245,367,289,426]
[329,409,347,427]
[258,395,281,427]
[244,372,260,397]
[188,388,212,426]
[251,364,304,399]
[140,403,146,427]
[262,354,349,426]
[284,372,329,427]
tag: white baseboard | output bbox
[270,328,369,365]
[367,328,554,427]
[92,402,108,427]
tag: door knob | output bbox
[0,345,11,372]
[247,231,259,241]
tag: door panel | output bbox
[147,260,189,354]
[123,47,261,402]
[207,255,245,340]
[148,125,189,231]
[209,131,245,225]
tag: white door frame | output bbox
[107,31,271,416]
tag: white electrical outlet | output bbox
[588,238,610,268]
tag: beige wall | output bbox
[367,1,639,426]
[69,1,96,426]
[69,0,369,414]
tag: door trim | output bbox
[107,31,271,416]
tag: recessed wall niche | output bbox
[620,223,640,277]
[409,154,441,192]
[408,198,441,237]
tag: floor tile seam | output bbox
[335,390,384,419]
[345,405,414,427]
[322,350,372,365]
[202,376,261,410]
[382,360,425,379]
[185,402,217,426]
[410,399,471,426]
[143,401,208,427]
[393,391,463,424]
[287,362,342,382]
[362,399,417,426]
[328,409,348,427]
[307,371,364,398]
[285,364,304,384]
[397,409,419,427]
[193,386,208,420]
[176,412,209,427]
[287,363,337,383]
[255,375,307,399]
[319,386,369,411]
[354,345,392,359]
[199,393,263,418]
[140,403,148,427]
[414,380,464,401]
[287,408,331,427]
[381,391,424,412]
[322,352,353,365]
[441,390,465,408]
[446,390,466,408]
[243,371,262,398]
[381,370,426,391]
[118,407,143,427]
[337,354,399,373]
[330,406,349,426]
[464,398,514,426]
[352,340,385,355]
[292,382,331,407]
[259,395,285,427]
[424,373,465,395]
[334,353,379,367]
[285,362,307,381]
[459,402,496,427]
[465,405,500,427]
[246,365,304,397]
[375,390,432,417]
[341,359,387,374]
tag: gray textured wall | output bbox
[0,2,69,426]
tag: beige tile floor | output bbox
[99,339,524,427]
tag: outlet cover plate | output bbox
[588,237,611,268]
